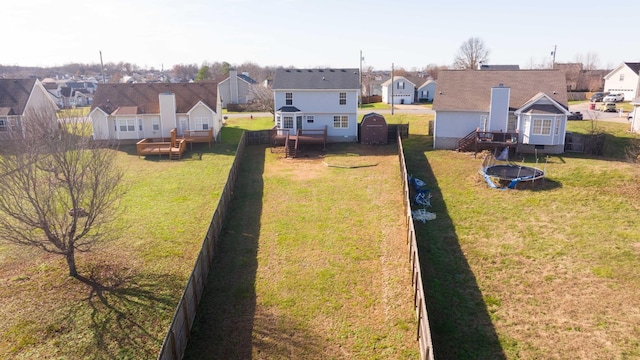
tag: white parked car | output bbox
[602,93,624,102]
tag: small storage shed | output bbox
[360,113,388,144]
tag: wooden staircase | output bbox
[456,129,477,152]
[285,133,297,158]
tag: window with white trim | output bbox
[532,118,552,135]
[0,118,7,132]
[397,81,405,89]
[619,74,624,81]
[333,115,349,128]
[306,115,314,123]
[275,115,281,128]
[285,92,293,105]
[118,119,136,132]
[283,116,294,129]
[194,117,210,130]
[152,118,160,131]
[339,92,346,105]
[555,118,560,135]
[138,119,142,131]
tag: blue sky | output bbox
[2,0,638,71]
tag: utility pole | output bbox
[359,50,363,109]
[551,45,557,69]
[391,63,395,115]
[99,51,106,84]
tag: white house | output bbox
[416,80,437,102]
[381,76,416,104]
[0,78,60,140]
[89,82,221,142]
[630,97,640,134]
[603,62,640,101]
[433,70,570,154]
[272,68,360,142]
[218,69,257,109]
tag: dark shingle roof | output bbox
[625,62,640,73]
[276,106,301,112]
[238,74,256,84]
[91,82,218,115]
[480,65,521,70]
[0,78,37,115]
[433,70,568,112]
[272,68,360,90]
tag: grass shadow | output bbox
[404,134,507,359]
[183,144,265,359]
[63,264,180,359]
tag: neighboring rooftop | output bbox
[91,82,218,114]
[0,78,37,115]
[433,70,568,112]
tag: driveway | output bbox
[569,102,631,124]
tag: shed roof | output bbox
[433,70,568,112]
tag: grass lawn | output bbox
[185,134,419,358]
[0,124,245,358]
[403,117,640,359]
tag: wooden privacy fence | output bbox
[156,132,248,360]
[156,129,435,359]
[397,131,436,360]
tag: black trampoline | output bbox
[484,164,544,182]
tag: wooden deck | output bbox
[182,128,213,150]
[270,126,327,158]
[136,128,186,159]
[457,129,518,155]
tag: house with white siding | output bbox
[89,82,221,142]
[272,68,360,142]
[603,62,640,102]
[629,97,640,134]
[381,76,416,104]
[0,78,59,140]
[433,70,570,154]
[218,69,257,109]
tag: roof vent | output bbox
[322,76,326,80]
[498,83,504,87]
[330,69,335,72]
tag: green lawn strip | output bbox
[185,142,418,359]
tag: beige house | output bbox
[89,82,221,142]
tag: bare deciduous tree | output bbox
[0,109,123,278]
[453,37,489,70]
[247,84,274,114]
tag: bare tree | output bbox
[453,37,489,70]
[247,84,274,114]
[0,109,123,278]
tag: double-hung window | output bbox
[339,92,346,105]
[283,116,294,129]
[532,118,552,135]
[194,117,209,130]
[333,115,349,129]
[285,92,293,105]
[118,118,136,132]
